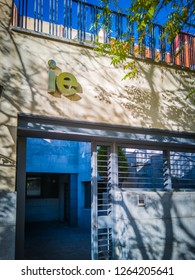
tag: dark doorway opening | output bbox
[23,139,92,260]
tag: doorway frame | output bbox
[15,113,195,259]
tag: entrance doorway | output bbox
[22,138,92,260]
[16,115,195,260]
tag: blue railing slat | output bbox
[38,0,41,32]
[70,0,72,40]
[55,0,58,36]
[63,0,67,38]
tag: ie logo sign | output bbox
[48,59,82,97]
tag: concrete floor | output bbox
[24,222,91,260]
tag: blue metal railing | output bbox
[12,0,195,70]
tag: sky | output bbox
[85,0,195,34]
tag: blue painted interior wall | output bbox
[26,138,91,227]
[26,138,79,173]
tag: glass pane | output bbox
[118,147,164,189]
[170,152,195,189]
[26,177,41,197]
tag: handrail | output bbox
[12,0,195,70]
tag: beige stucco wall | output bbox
[115,191,195,259]
[0,0,195,191]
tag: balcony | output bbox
[12,0,195,70]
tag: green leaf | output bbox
[186,89,195,99]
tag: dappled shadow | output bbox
[1,0,195,261]
[93,59,195,130]
[113,190,195,260]
[0,191,16,260]
[172,196,195,259]
[1,0,195,136]
[0,191,16,221]
[115,193,150,259]
[156,192,173,260]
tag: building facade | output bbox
[0,0,195,260]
